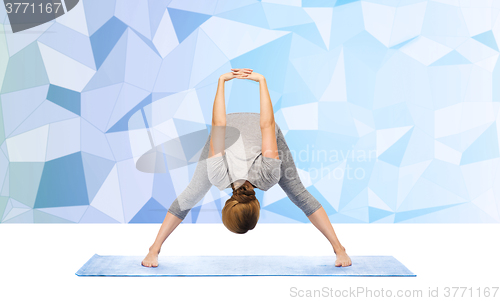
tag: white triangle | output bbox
[472,189,500,221]
[56,1,89,36]
[475,53,499,73]
[320,48,347,102]
[313,160,346,211]
[202,188,215,205]
[361,1,396,47]
[368,188,393,211]
[376,125,413,156]
[397,160,432,208]
[353,118,374,137]
[173,90,205,123]
[10,198,31,209]
[3,207,30,222]
[154,118,179,143]
[6,124,49,162]
[153,6,179,58]
[262,183,288,207]
[303,7,333,49]
[38,42,96,92]
[90,165,124,223]
[200,17,290,60]
[493,8,500,25]
[169,165,190,198]
[434,140,461,165]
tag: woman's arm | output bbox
[209,77,227,159]
[209,70,252,158]
[258,75,279,160]
[234,70,279,160]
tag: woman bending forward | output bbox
[142,69,352,268]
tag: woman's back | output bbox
[224,112,280,162]
[207,112,282,191]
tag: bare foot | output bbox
[142,250,159,268]
[334,246,352,267]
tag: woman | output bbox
[142,68,352,268]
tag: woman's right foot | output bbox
[142,250,159,267]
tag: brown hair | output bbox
[222,180,260,234]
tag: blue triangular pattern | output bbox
[46,84,81,115]
[263,195,310,223]
[195,199,222,223]
[230,33,293,93]
[129,197,167,223]
[33,209,73,223]
[148,0,171,37]
[307,185,337,215]
[344,30,389,73]
[128,27,162,58]
[460,122,500,165]
[178,128,210,162]
[215,3,269,28]
[90,16,128,70]
[107,94,153,133]
[82,0,118,36]
[378,127,414,167]
[190,204,203,223]
[338,157,376,210]
[430,50,471,66]
[79,206,120,223]
[278,23,326,50]
[34,152,89,209]
[81,152,115,202]
[214,196,223,220]
[494,52,500,102]
[172,118,206,137]
[329,212,366,223]
[368,207,393,223]
[302,0,336,7]
[395,203,464,223]
[168,8,212,43]
[152,167,177,208]
[3,2,499,225]
[4,210,33,223]
[84,30,128,92]
[472,30,499,51]
[1,42,49,94]
[334,0,360,6]
[390,36,418,49]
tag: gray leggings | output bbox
[167,127,323,220]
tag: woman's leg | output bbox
[143,134,214,267]
[276,127,322,216]
[276,128,351,266]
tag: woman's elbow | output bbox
[212,119,226,127]
[260,120,275,129]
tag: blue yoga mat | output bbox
[75,254,415,277]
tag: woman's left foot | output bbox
[334,246,352,267]
[142,250,159,268]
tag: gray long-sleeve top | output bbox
[168,112,323,220]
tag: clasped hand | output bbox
[220,68,264,82]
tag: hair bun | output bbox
[231,181,256,204]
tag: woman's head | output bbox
[222,180,260,234]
